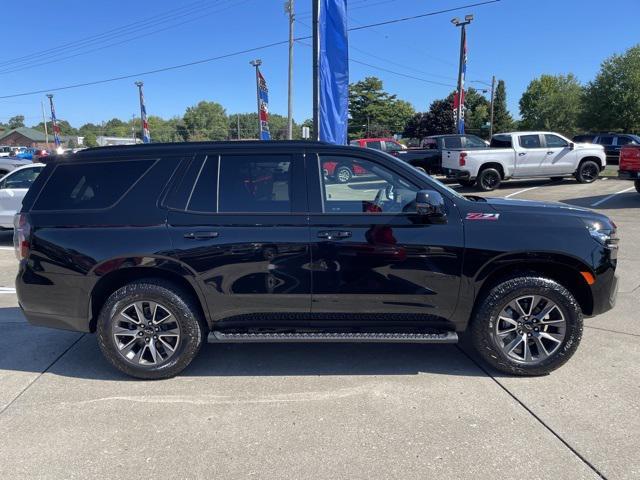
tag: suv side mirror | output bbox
[569,142,575,150]
[416,190,446,223]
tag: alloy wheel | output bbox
[581,163,598,182]
[481,171,499,189]
[112,301,181,366]
[492,295,566,364]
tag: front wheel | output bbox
[635,179,640,193]
[575,160,600,183]
[334,165,353,184]
[470,275,583,376]
[97,279,205,379]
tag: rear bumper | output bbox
[443,168,472,180]
[618,170,640,180]
[19,307,90,333]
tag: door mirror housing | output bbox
[569,142,575,150]
[415,190,446,222]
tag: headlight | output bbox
[583,218,617,248]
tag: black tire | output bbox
[635,180,640,194]
[476,168,502,191]
[334,165,353,184]
[97,279,206,380]
[575,160,600,184]
[549,176,564,182]
[470,275,583,376]
[458,179,475,187]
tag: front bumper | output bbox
[589,270,619,317]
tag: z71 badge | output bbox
[466,212,500,221]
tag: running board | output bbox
[208,331,458,344]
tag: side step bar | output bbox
[208,331,458,344]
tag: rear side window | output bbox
[33,160,153,211]
[365,141,382,150]
[519,135,542,149]
[490,135,512,148]
[218,155,291,213]
[598,135,614,146]
[616,136,635,146]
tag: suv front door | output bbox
[166,151,311,323]
[541,134,576,174]
[307,151,463,324]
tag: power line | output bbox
[0,0,499,100]
[0,0,248,75]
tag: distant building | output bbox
[0,127,75,149]
[96,136,142,147]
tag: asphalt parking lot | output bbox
[0,177,638,479]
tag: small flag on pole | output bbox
[136,81,151,143]
[458,28,467,134]
[47,95,61,147]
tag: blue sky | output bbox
[0,0,638,129]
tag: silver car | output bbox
[0,163,45,228]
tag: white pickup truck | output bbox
[442,131,606,191]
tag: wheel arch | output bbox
[472,254,594,317]
[89,261,210,333]
[478,162,505,178]
[577,155,605,171]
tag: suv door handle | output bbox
[184,231,219,240]
[317,230,352,240]
[546,151,554,154]
[518,152,526,156]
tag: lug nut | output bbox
[155,327,159,332]
[527,333,532,336]
[153,335,157,339]
[534,327,539,332]
[145,337,150,342]
[138,332,143,336]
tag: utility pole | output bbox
[285,0,295,140]
[41,100,50,149]
[451,15,473,134]
[249,59,263,139]
[489,75,496,138]
[312,0,320,141]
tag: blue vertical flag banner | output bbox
[257,70,271,140]
[139,86,151,143]
[319,0,349,145]
[458,27,467,134]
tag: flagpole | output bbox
[312,0,320,141]
[452,15,473,135]
[249,59,262,139]
[46,94,61,149]
[135,81,150,143]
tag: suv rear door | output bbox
[306,149,463,322]
[166,150,311,323]
[513,134,546,177]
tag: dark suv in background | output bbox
[573,133,640,163]
[15,142,618,379]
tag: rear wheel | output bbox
[476,168,501,191]
[97,279,205,380]
[470,275,583,376]
[635,180,640,193]
[575,160,600,183]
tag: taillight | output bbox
[13,213,31,261]
[459,152,467,167]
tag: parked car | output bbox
[0,146,13,157]
[322,158,368,183]
[0,157,33,177]
[618,144,640,193]
[14,141,618,379]
[572,133,640,164]
[443,132,607,191]
[0,164,44,228]
[350,138,406,152]
[16,148,49,161]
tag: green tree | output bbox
[403,98,455,138]
[8,115,25,129]
[519,74,583,135]
[103,118,130,137]
[83,132,98,147]
[228,112,299,140]
[581,44,640,132]
[492,80,514,134]
[348,77,415,139]
[182,101,228,141]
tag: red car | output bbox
[322,160,368,183]
[619,145,640,193]
[349,137,405,154]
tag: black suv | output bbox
[15,142,618,379]
[573,133,640,163]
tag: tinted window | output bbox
[384,141,403,152]
[33,160,153,211]
[320,155,418,214]
[544,134,569,148]
[616,136,635,146]
[0,166,43,189]
[186,155,218,212]
[573,134,595,143]
[490,135,512,148]
[165,156,205,210]
[218,156,291,213]
[464,135,487,148]
[519,135,542,149]
[598,135,614,146]
[421,138,438,149]
[365,141,382,150]
[443,137,462,149]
